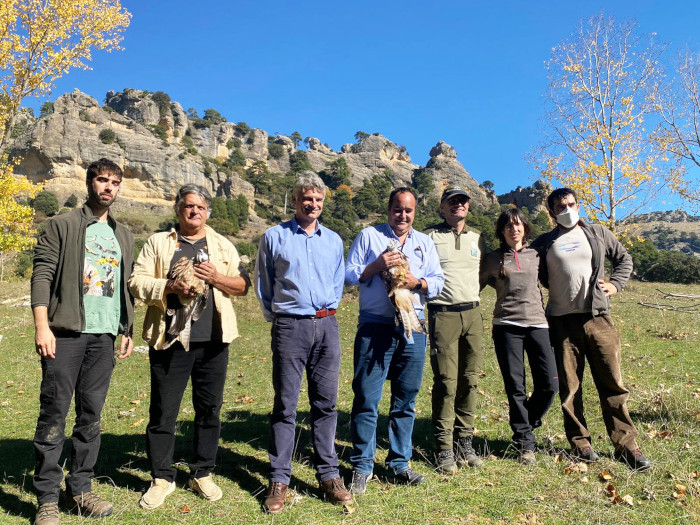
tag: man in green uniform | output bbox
[425,186,484,474]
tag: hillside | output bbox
[8,89,497,217]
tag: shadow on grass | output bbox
[0,438,36,520]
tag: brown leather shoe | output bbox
[319,477,352,505]
[263,482,288,514]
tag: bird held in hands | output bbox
[380,241,426,339]
[164,249,209,351]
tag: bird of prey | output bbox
[163,249,209,351]
[380,241,427,339]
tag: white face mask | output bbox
[556,206,580,228]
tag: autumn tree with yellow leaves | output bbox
[0,1,130,278]
[533,14,683,231]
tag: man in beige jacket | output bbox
[129,184,249,509]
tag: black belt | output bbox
[275,308,337,320]
[428,301,479,313]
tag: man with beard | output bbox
[532,187,651,471]
[31,159,134,524]
[255,172,351,513]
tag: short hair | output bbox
[547,187,577,212]
[292,171,326,201]
[496,207,532,248]
[174,184,213,217]
[388,187,417,208]
[86,158,122,182]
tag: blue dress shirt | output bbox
[255,217,345,322]
[345,223,444,324]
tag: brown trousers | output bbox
[548,313,639,452]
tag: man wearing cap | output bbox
[255,172,352,513]
[424,186,485,474]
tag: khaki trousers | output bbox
[548,313,639,452]
[428,307,483,450]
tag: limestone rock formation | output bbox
[422,141,497,211]
[8,89,494,219]
[497,179,552,215]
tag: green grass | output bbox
[0,281,698,524]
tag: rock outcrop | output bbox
[497,179,552,215]
[422,141,497,210]
[9,89,494,215]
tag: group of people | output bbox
[29,159,650,524]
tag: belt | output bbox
[275,308,337,320]
[428,301,479,313]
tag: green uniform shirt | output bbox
[426,221,484,305]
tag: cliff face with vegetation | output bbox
[8,88,497,214]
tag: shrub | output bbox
[148,124,168,141]
[32,191,59,216]
[236,241,257,258]
[99,129,116,144]
[227,148,246,167]
[64,194,78,208]
[152,91,171,117]
[181,135,197,155]
[39,102,54,117]
[236,122,251,135]
[15,251,33,278]
[203,109,224,124]
[268,143,285,159]
[158,216,178,231]
[133,238,147,260]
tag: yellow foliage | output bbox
[0,0,131,147]
[336,184,354,197]
[0,158,41,253]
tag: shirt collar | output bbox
[291,216,321,236]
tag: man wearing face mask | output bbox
[531,188,650,471]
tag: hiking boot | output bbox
[571,445,600,463]
[139,478,176,509]
[319,477,353,505]
[65,491,113,517]
[454,437,483,468]
[263,482,288,514]
[392,468,425,486]
[188,475,223,501]
[35,502,60,525]
[615,448,652,471]
[436,449,458,474]
[349,470,372,495]
[520,450,536,465]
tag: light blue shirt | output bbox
[345,223,444,324]
[255,217,344,322]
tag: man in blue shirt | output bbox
[255,172,352,513]
[345,187,444,494]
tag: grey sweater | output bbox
[480,245,547,326]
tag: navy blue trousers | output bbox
[269,315,341,484]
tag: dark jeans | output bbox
[269,315,341,484]
[428,308,483,450]
[350,322,427,475]
[33,333,116,504]
[492,325,558,451]
[146,341,229,481]
[548,313,639,452]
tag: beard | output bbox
[87,187,116,208]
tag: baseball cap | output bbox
[440,186,470,202]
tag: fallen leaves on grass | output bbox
[234,395,255,404]
[129,418,145,428]
[179,504,191,513]
[603,484,634,506]
[564,462,588,475]
[515,513,543,524]
[599,470,613,481]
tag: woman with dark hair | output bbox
[479,208,558,465]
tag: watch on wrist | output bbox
[412,279,423,292]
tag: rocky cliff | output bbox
[9,89,497,213]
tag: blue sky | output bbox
[24,0,700,209]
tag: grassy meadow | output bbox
[0,280,698,524]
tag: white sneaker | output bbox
[139,478,176,509]
[188,475,223,501]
